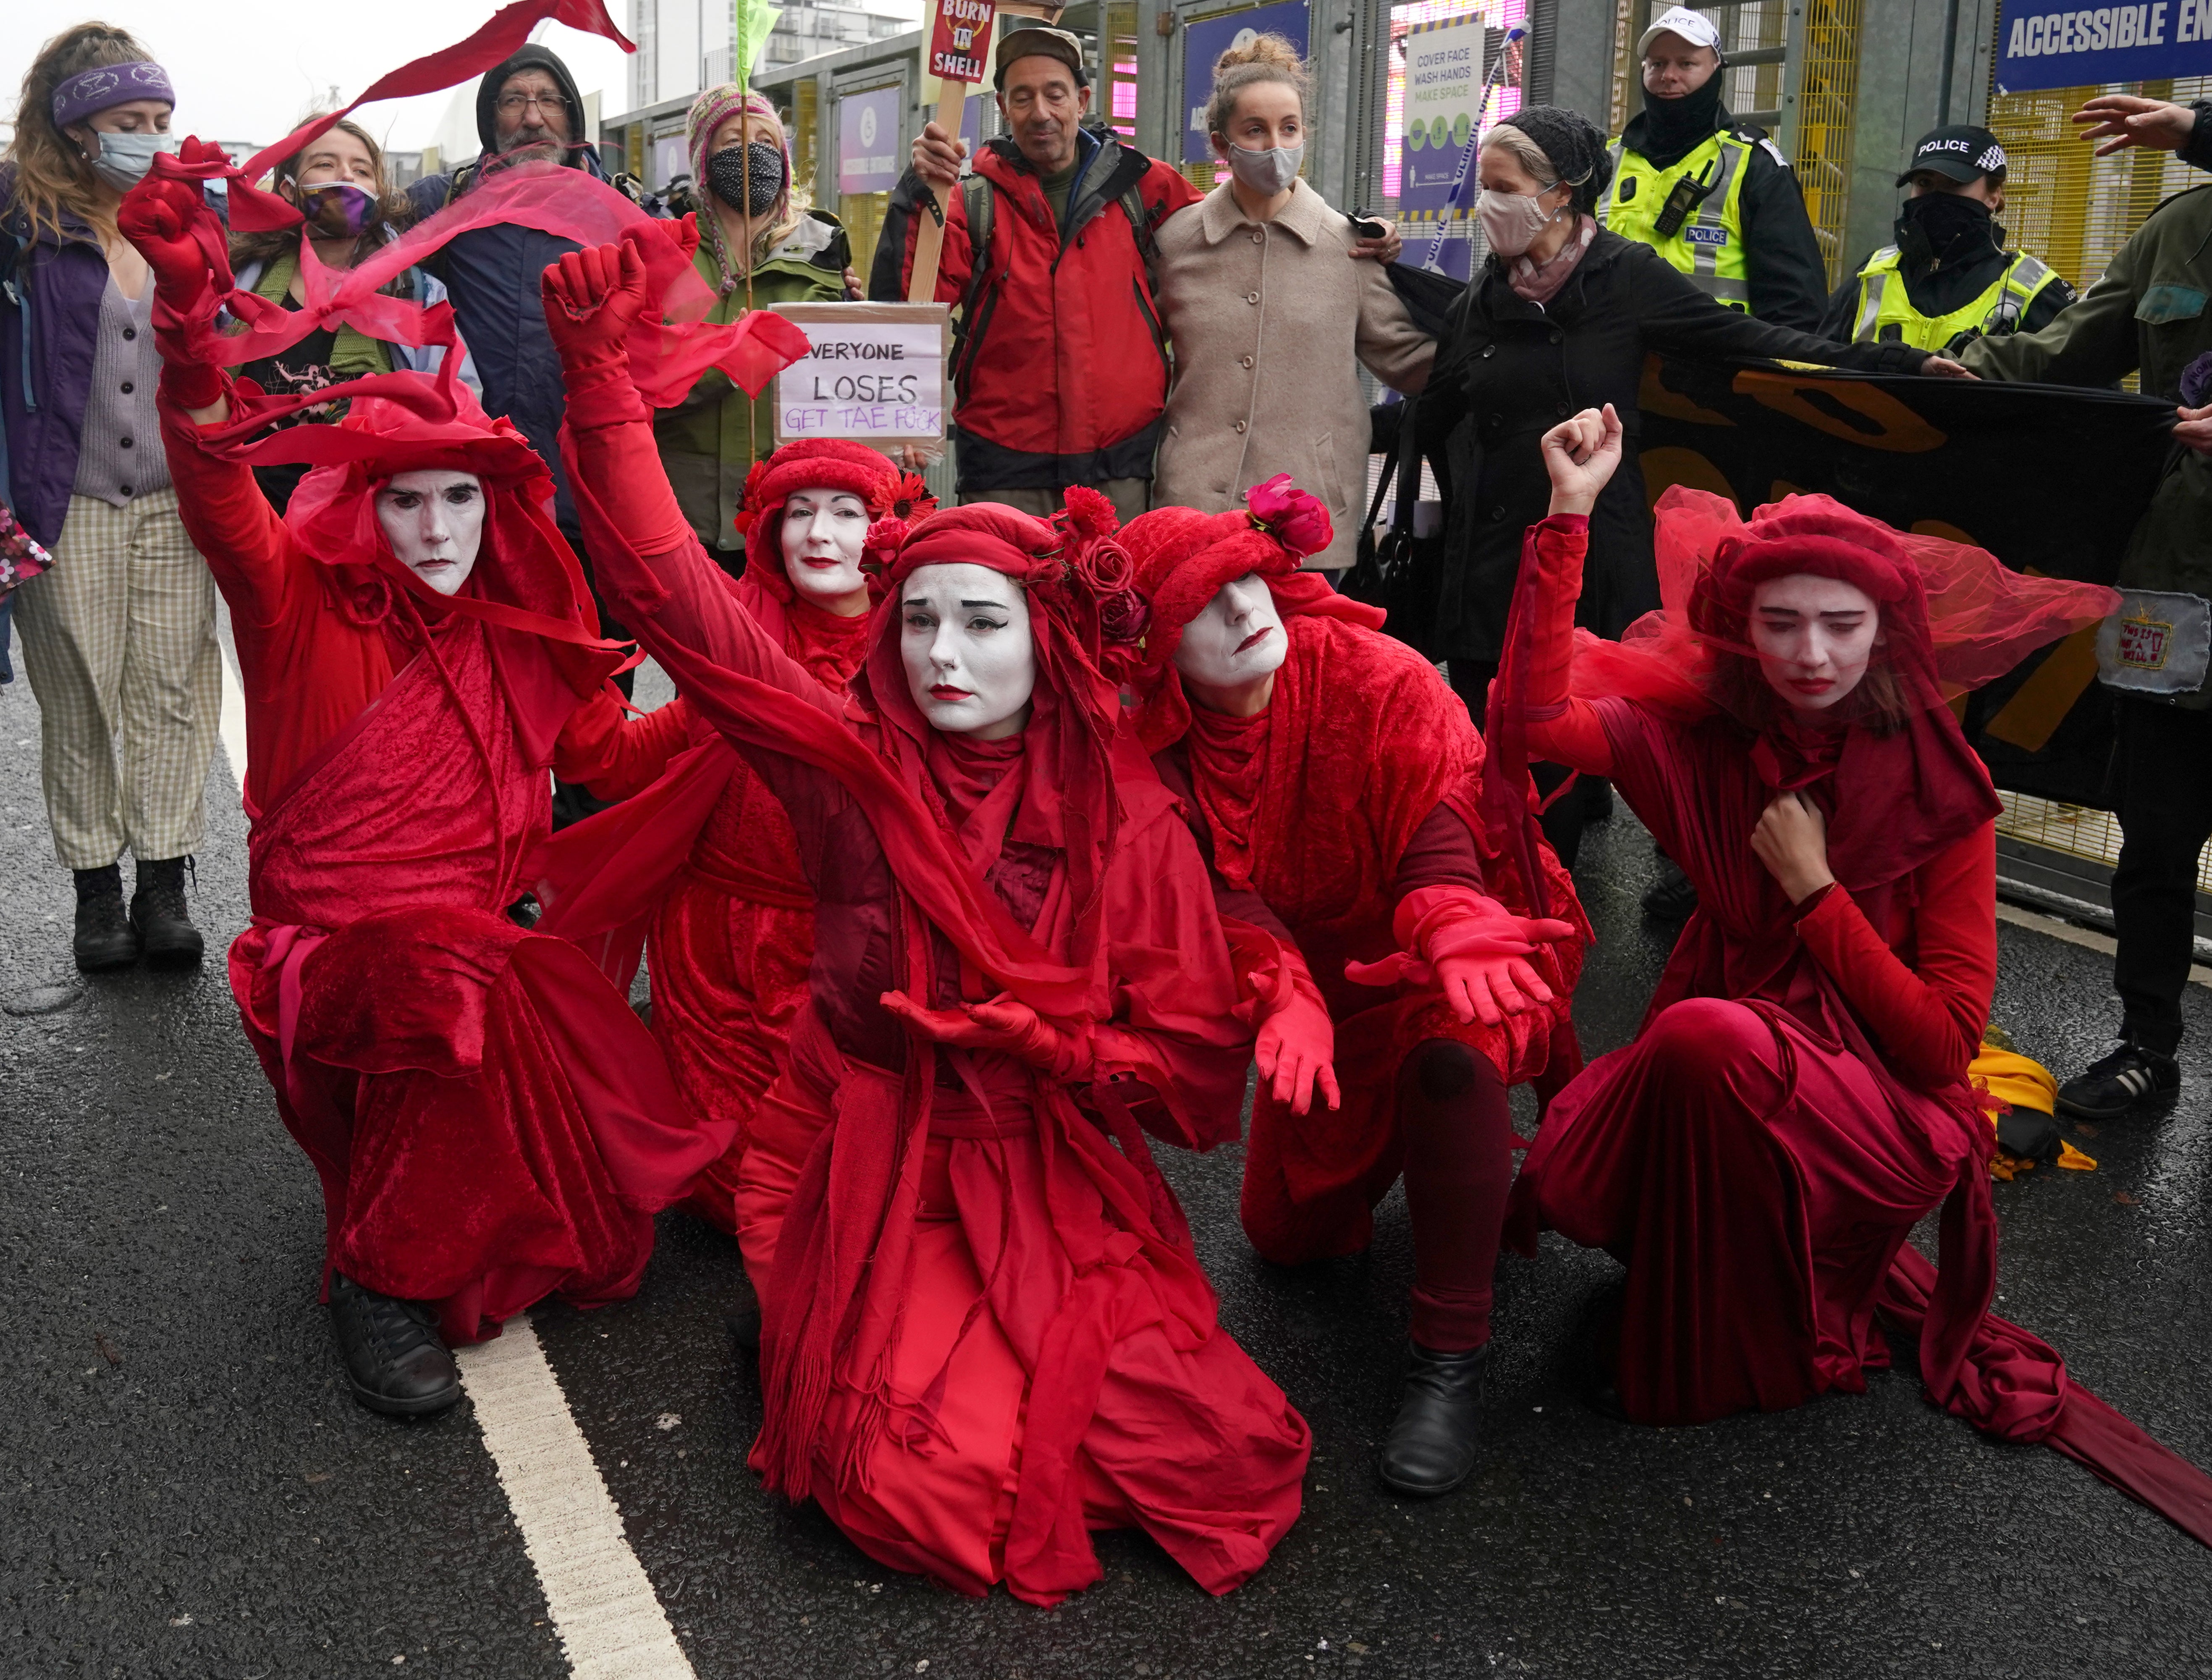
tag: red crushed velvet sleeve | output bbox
[553,692,695,802]
[158,380,309,630]
[1791,820,1996,1090]
[1514,516,1613,776]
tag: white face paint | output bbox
[1748,573,1880,712]
[899,562,1036,740]
[1173,573,1288,693]
[779,486,871,612]
[375,470,485,596]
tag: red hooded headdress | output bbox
[1119,474,1384,753]
[726,437,932,638]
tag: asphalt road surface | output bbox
[3,652,2209,1680]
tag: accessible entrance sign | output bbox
[1996,0,2212,91]
[769,302,952,444]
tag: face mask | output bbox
[779,488,871,609]
[707,141,787,217]
[1899,191,1996,264]
[1174,573,1288,693]
[376,470,485,597]
[299,180,380,238]
[1477,187,1560,258]
[900,562,1037,738]
[88,130,178,192]
[1219,139,1303,197]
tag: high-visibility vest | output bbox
[1599,129,1757,311]
[1848,245,2065,354]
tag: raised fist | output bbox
[541,241,652,364]
[118,174,222,312]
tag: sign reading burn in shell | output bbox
[771,302,951,443]
[930,0,997,82]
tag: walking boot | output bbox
[2057,1039,2180,1120]
[329,1272,462,1417]
[72,865,141,973]
[130,856,204,970]
[1378,1340,1491,1496]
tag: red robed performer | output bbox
[539,238,1317,1604]
[1499,404,2212,1548]
[532,441,936,1244]
[1116,488,1588,1496]
[117,162,784,1417]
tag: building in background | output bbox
[628,0,923,116]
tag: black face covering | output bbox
[706,141,787,217]
[1636,71,1725,169]
[1897,191,1999,271]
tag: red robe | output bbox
[163,396,721,1347]
[561,410,1311,1605]
[1153,616,1588,1265]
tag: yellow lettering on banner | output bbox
[1734,370,1947,453]
[1984,625,2103,751]
[1638,353,1734,426]
[1638,447,1737,510]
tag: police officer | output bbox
[1822,126,2075,351]
[1599,5,1829,330]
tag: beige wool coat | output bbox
[1152,179,1435,570]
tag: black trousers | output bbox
[1449,659,1585,870]
[2110,696,2212,1055]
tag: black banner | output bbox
[1637,355,2175,806]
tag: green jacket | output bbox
[656,209,851,552]
[1962,183,2209,702]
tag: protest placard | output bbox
[770,302,951,444]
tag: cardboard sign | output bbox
[929,0,999,83]
[770,302,951,443]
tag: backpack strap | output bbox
[1120,180,1163,299]
[956,173,995,323]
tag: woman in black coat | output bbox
[1415,106,1967,866]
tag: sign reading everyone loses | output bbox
[771,302,951,443]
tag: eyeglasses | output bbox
[497,92,571,115]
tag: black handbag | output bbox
[1343,392,1451,659]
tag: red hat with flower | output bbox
[1119,475,1381,670]
[731,438,936,604]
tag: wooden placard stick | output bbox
[909,0,998,303]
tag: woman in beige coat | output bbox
[1151,34,1433,572]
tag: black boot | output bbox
[1378,1340,1491,1496]
[329,1272,462,1417]
[72,865,141,973]
[130,856,204,970]
[1641,855,1699,921]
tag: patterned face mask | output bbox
[706,141,786,217]
[298,180,380,237]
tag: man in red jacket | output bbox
[873,25,1393,522]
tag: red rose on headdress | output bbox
[1245,473,1334,559]
[731,457,775,537]
[1097,588,1152,646]
[863,514,910,574]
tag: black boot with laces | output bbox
[328,1272,462,1417]
[73,864,141,973]
[130,855,204,970]
[1378,1340,1491,1496]
[2057,1040,2180,1121]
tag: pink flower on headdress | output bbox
[1245,473,1333,559]
[862,514,910,574]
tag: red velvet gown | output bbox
[561,422,1311,1606]
[1153,617,1587,1286]
[162,395,723,1347]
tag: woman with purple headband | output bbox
[1,24,221,974]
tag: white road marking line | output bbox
[217,636,248,792]
[1994,900,2212,990]
[456,1317,697,1680]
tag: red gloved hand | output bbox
[542,240,654,370]
[1344,886,1577,1029]
[118,161,230,412]
[1254,981,1340,1116]
[880,990,1094,1082]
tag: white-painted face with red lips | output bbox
[374,470,485,596]
[779,486,871,613]
[899,562,1037,739]
[1174,573,1288,690]
[1748,573,1881,712]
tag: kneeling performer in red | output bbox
[125,181,722,1417]
[540,238,1314,1604]
[1501,405,2212,1546]
[1119,486,1588,1496]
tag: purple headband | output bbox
[51,62,175,130]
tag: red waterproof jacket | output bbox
[870,129,1198,491]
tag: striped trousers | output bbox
[14,490,222,870]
